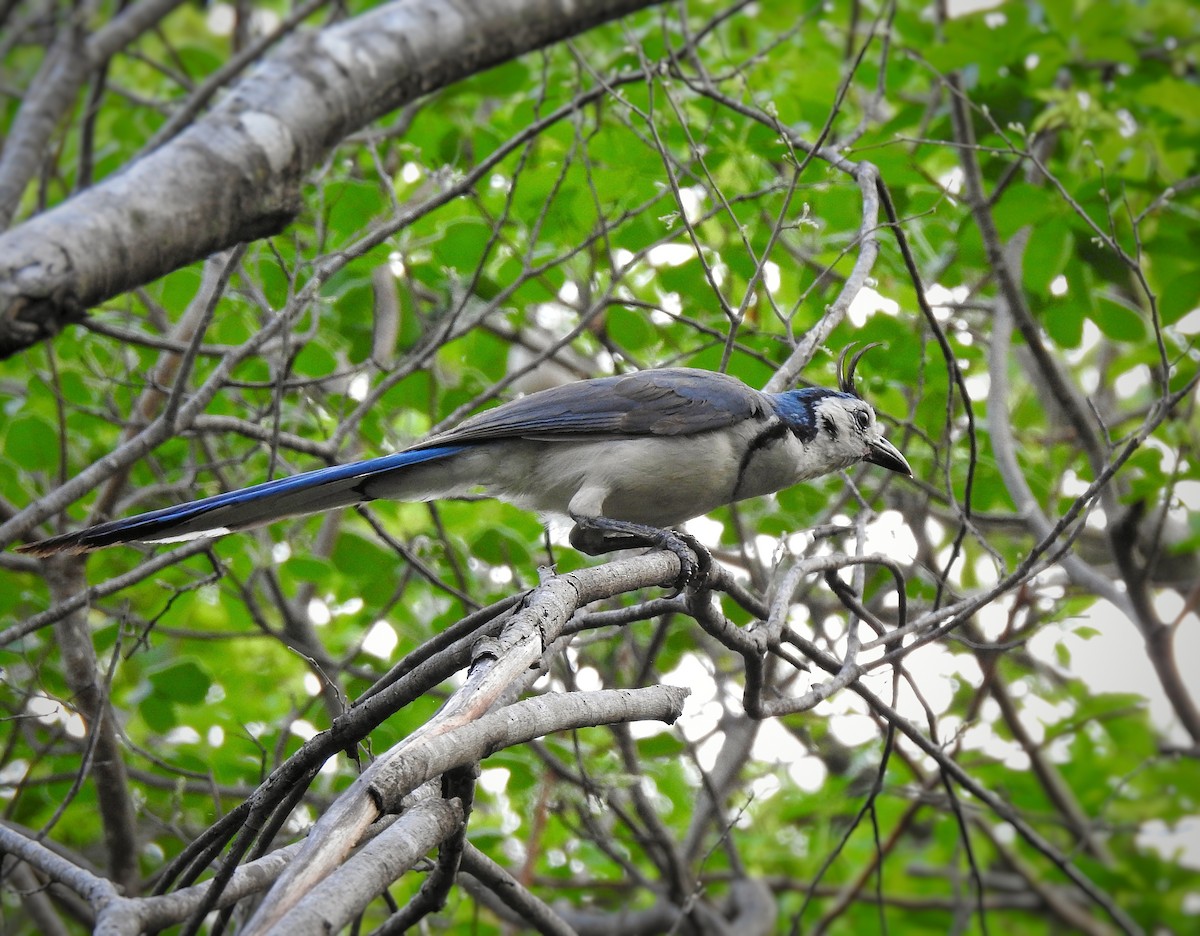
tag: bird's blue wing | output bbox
[17,446,464,555]
[418,368,770,446]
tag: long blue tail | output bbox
[17,445,465,556]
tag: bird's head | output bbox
[830,342,911,476]
[774,344,912,478]
[806,391,911,476]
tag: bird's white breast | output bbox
[365,420,832,528]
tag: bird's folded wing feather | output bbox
[14,369,767,555]
[417,368,770,446]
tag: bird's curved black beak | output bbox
[866,437,912,476]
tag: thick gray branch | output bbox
[269,798,466,936]
[0,0,664,359]
[244,685,687,933]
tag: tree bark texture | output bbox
[0,0,663,359]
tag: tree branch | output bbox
[0,0,667,359]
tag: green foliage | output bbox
[2,0,1198,933]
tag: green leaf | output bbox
[148,660,211,706]
[607,306,658,351]
[636,732,686,759]
[992,183,1057,240]
[1160,272,1200,325]
[6,415,59,472]
[287,556,335,583]
[1024,218,1073,295]
[434,217,492,271]
[1094,295,1146,342]
[1036,292,1085,348]
[1141,77,1200,122]
[293,341,337,378]
[325,180,386,243]
[139,695,176,733]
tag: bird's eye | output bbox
[855,410,871,430]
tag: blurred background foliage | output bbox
[1,0,1198,932]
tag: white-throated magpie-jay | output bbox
[18,351,910,580]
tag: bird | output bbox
[17,348,911,584]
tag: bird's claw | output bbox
[655,529,711,594]
[568,516,711,594]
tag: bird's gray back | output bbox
[417,368,770,447]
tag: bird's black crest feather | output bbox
[837,342,883,397]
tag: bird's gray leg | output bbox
[568,514,711,590]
